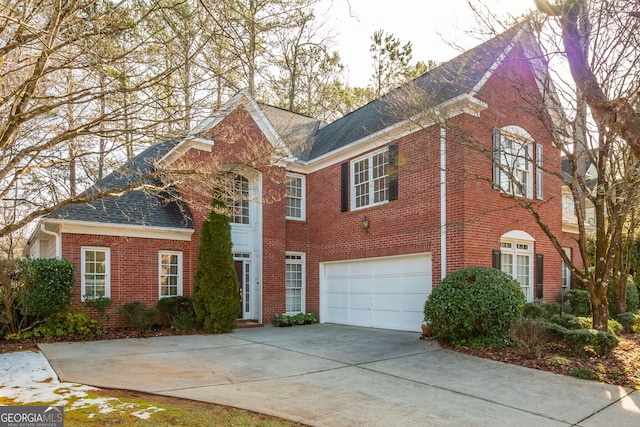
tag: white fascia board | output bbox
[291,95,486,174]
[469,28,520,97]
[161,90,293,166]
[46,219,194,241]
[159,136,214,165]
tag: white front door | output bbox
[234,254,251,319]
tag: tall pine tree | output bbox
[193,179,240,333]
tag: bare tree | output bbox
[534,0,640,157]
[0,0,200,240]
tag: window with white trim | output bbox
[285,174,305,220]
[493,128,533,198]
[285,253,305,313]
[500,240,534,302]
[159,251,182,298]
[352,148,388,209]
[227,173,249,224]
[81,247,110,300]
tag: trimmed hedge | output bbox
[424,267,525,348]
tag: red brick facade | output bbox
[46,35,581,328]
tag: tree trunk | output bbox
[589,281,609,331]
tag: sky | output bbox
[317,0,537,87]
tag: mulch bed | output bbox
[448,332,640,388]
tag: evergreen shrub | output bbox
[193,179,240,333]
[562,289,591,316]
[423,267,525,348]
[117,301,158,330]
[616,311,640,333]
[157,296,196,330]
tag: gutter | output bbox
[40,223,61,259]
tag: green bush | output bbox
[10,312,104,340]
[564,329,618,357]
[18,258,75,320]
[608,277,640,315]
[568,367,601,381]
[157,296,196,328]
[170,312,198,330]
[562,289,591,316]
[274,312,317,326]
[543,302,562,318]
[85,296,113,326]
[117,301,158,331]
[423,267,525,348]
[607,318,624,335]
[523,301,546,319]
[616,311,640,333]
[522,301,561,320]
[550,313,586,329]
[551,314,623,335]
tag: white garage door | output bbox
[321,253,432,332]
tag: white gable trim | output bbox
[46,219,194,241]
[160,90,293,166]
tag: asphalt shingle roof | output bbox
[47,140,193,229]
[302,24,522,161]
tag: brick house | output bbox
[27,25,579,331]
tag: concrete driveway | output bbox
[39,324,638,426]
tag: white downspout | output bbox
[40,223,61,259]
[440,125,447,279]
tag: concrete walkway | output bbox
[39,324,639,426]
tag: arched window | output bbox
[499,230,534,302]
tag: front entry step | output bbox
[236,319,263,329]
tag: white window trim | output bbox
[81,246,110,301]
[285,252,306,314]
[285,173,306,221]
[495,126,534,199]
[500,237,534,302]
[536,143,543,200]
[227,173,251,226]
[158,250,183,298]
[350,147,389,211]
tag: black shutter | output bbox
[536,253,544,299]
[340,162,349,212]
[492,249,501,269]
[388,143,399,201]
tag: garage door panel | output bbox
[349,277,373,293]
[322,253,432,332]
[326,293,347,308]
[326,307,348,323]
[373,277,397,293]
[373,294,402,310]
[349,294,372,310]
